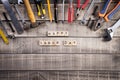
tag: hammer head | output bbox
[103,28,113,41]
[18,0,23,4]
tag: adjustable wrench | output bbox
[104,19,120,41]
[14,3,31,30]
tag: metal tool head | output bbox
[103,28,113,41]
[18,0,23,4]
[93,18,104,31]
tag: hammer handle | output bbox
[23,0,36,23]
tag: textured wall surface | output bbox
[0,0,120,80]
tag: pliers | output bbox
[34,0,46,19]
[76,0,90,19]
[93,0,120,31]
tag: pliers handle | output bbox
[99,0,112,17]
[76,0,90,19]
[104,1,120,22]
[77,0,90,9]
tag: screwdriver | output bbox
[68,0,74,23]
[54,0,58,23]
[34,0,46,19]
[47,0,53,22]
[62,0,65,23]
[0,20,9,45]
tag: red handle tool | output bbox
[68,0,74,23]
[76,0,90,19]
[81,0,90,10]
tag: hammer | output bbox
[19,0,44,29]
[104,19,120,41]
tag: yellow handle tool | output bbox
[47,0,52,22]
[23,0,36,23]
[0,28,9,45]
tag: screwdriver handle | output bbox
[68,0,74,23]
[23,0,36,23]
[99,0,112,17]
[104,2,120,22]
[81,0,90,9]
[47,0,53,22]
[54,0,58,23]
[77,0,80,8]
[0,28,9,45]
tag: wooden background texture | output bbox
[0,0,120,80]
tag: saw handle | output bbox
[99,0,112,17]
[23,0,36,23]
[104,2,120,22]
[81,0,90,9]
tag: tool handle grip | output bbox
[3,12,15,33]
[77,0,80,8]
[81,0,90,9]
[0,29,9,44]
[99,0,112,17]
[68,7,74,23]
[47,0,52,22]
[23,0,36,23]
[54,0,58,23]
[104,2,120,22]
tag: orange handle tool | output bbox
[23,0,36,23]
[99,0,112,17]
[104,1,120,22]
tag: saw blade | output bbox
[1,0,24,34]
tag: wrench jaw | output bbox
[18,0,23,4]
[103,28,113,41]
